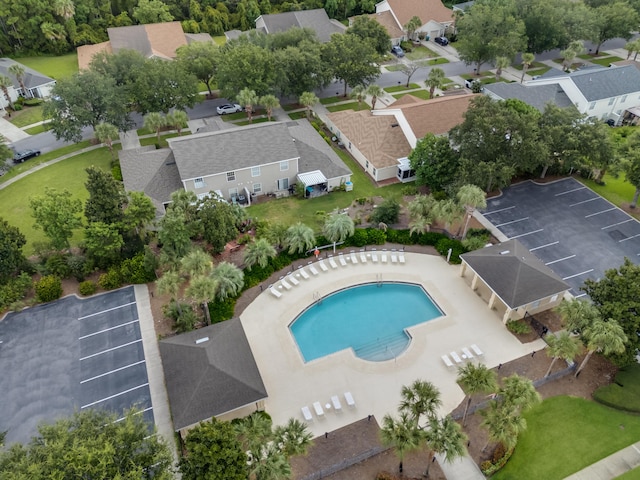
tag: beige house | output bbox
[374,0,454,40]
[325,93,475,182]
[459,240,570,324]
[255,8,346,42]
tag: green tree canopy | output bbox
[197,199,239,253]
[457,362,498,426]
[84,221,125,268]
[176,40,221,96]
[347,15,392,55]
[323,213,355,243]
[30,188,83,250]
[134,58,199,114]
[590,1,639,54]
[133,0,174,23]
[217,42,276,98]
[285,222,315,254]
[380,412,425,474]
[409,133,460,192]
[84,166,125,225]
[322,33,380,96]
[243,238,277,270]
[0,218,26,285]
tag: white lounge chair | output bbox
[398,252,406,264]
[287,273,299,286]
[279,278,292,290]
[360,251,367,263]
[381,250,388,263]
[328,256,338,269]
[371,250,378,262]
[269,286,282,298]
[318,260,329,272]
[442,354,454,368]
[331,395,342,410]
[471,344,484,356]
[301,406,313,421]
[308,264,319,275]
[338,254,348,267]
[350,251,358,264]
[344,391,355,407]
[313,401,324,416]
[450,351,463,364]
[298,267,310,279]
[461,347,474,360]
[391,250,398,263]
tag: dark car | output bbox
[13,149,41,163]
[391,45,405,57]
[434,36,449,46]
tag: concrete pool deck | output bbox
[239,252,546,437]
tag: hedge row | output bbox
[0,273,33,311]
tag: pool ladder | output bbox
[376,273,383,287]
[312,291,322,305]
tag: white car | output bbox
[216,103,243,115]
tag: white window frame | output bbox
[227,171,236,182]
[280,160,288,171]
[251,166,261,177]
[621,95,628,102]
[194,177,205,189]
[253,183,262,194]
[608,97,615,106]
[277,178,289,190]
[589,102,596,110]
[229,187,238,198]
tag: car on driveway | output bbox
[391,45,405,57]
[216,104,243,115]
[434,36,449,46]
[13,149,41,163]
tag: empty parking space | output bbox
[482,178,640,296]
[0,286,153,445]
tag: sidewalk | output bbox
[0,117,29,143]
[564,441,640,480]
[437,452,486,480]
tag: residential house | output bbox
[159,319,268,431]
[459,239,570,324]
[0,58,56,111]
[255,9,346,43]
[119,120,352,215]
[452,1,475,13]
[77,21,213,70]
[374,0,454,41]
[325,93,475,182]
[484,64,640,124]
[351,12,405,45]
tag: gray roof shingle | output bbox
[159,319,267,430]
[288,121,351,178]
[0,58,55,90]
[259,9,346,42]
[484,82,574,112]
[108,25,152,56]
[569,65,640,101]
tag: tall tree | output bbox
[217,43,276,98]
[0,218,26,285]
[30,188,83,250]
[53,0,76,20]
[575,319,627,376]
[132,0,174,23]
[134,58,199,114]
[380,412,425,474]
[399,63,421,88]
[198,199,239,253]
[619,130,640,207]
[347,15,392,56]
[323,213,355,243]
[272,418,313,458]
[8,64,29,98]
[409,133,460,192]
[123,191,156,238]
[181,248,213,278]
[176,40,220,96]
[322,33,380,96]
[84,221,125,268]
[0,76,14,109]
[590,2,639,54]
[457,184,487,239]
[556,298,600,334]
[366,84,384,110]
[237,88,259,123]
[404,15,422,41]
[144,112,166,143]
[243,238,277,270]
[480,401,526,451]
[156,270,185,306]
[457,362,498,427]
[165,110,188,135]
[499,374,540,413]
[398,379,442,426]
[544,331,581,377]
[425,67,445,99]
[299,91,318,120]
[186,274,218,324]
[94,122,119,159]
[210,261,244,300]
[158,208,192,262]
[259,94,280,121]
[494,56,511,81]
[520,52,535,83]
[285,222,315,254]
[425,416,467,477]
[84,166,125,225]
[350,84,366,106]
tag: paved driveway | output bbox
[0,286,153,445]
[482,178,640,297]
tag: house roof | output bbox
[569,65,640,102]
[452,1,474,11]
[159,319,267,431]
[392,93,475,138]
[460,239,569,309]
[0,58,55,90]
[362,12,405,39]
[384,0,453,27]
[257,9,346,42]
[119,146,183,215]
[288,120,351,179]
[483,82,574,112]
[76,42,112,71]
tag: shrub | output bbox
[593,364,640,413]
[24,98,43,106]
[98,268,122,290]
[163,301,198,333]
[111,164,123,181]
[208,297,236,324]
[0,273,33,310]
[480,445,515,475]
[462,234,490,251]
[365,228,386,245]
[79,280,97,296]
[44,253,71,278]
[401,185,418,195]
[507,319,532,335]
[348,229,369,247]
[416,231,446,246]
[120,253,156,284]
[35,275,63,302]
[67,254,89,281]
[371,198,400,225]
[435,238,466,264]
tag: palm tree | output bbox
[425,416,467,477]
[404,15,422,41]
[480,401,526,451]
[237,87,259,123]
[456,184,487,239]
[409,217,432,236]
[244,237,277,270]
[0,76,14,109]
[350,84,366,107]
[54,0,75,20]
[180,248,213,278]
[259,94,280,121]
[366,84,384,110]
[520,52,535,83]
[235,411,273,454]
[379,412,425,474]
[425,68,445,99]
[94,122,119,159]
[165,110,188,135]
[273,418,313,458]
[210,261,244,300]
[299,92,319,120]
[323,213,355,243]
[575,319,627,376]
[144,112,166,144]
[8,64,29,99]
[399,379,442,426]
[40,22,66,42]
[156,270,185,311]
[544,331,581,377]
[266,223,288,251]
[499,374,540,413]
[457,362,498,427]
[285,222,315,255]
[251,445,291,480]
[433,198,464,232]
[494,56,510,81]
[408,194,437,222]
[185,275,217,324]
[561,40,584,71]
[556,298,600,334]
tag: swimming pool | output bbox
[289,282,443,362]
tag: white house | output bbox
[0,58,56,111]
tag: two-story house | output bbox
[374,0,454,41]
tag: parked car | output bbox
[391,45,405,57]
[12,149,41,163]
[434,36,449,46]
[464,79,483,91]
[216,104,243,115]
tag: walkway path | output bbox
[564,441,640,480]
[0,117,29,143]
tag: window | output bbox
[253,183,262,194]
[280,161,288,171]
[550,294,559,303]
[277,178,289,190]
[589,102,596,110]
[621,95,628,102]
[531,300,541,309]
[365,160,369,169]
[251,166,261,177]
[372,168,377,176]
[226,171,235,182]
[229,188,238,198]
[608,97,615,106]
[194,177,205,189]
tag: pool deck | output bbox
[240,252,546,437]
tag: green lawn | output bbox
[593,364,640,412]
[235,117,273,126]
[591,56,623,66]
[615,466,640,479]
[405,46,436,61]
[282,103,302,111]
[0,147,112,254]
[13,53,79,80]
[460,72,491,79]
[513,61,549,71]
[426,57,449,65]
[8,105,45,127]
[393,90,430,100]
[578,173,638,212]
[385,64,404,72]
[325,102,369,113]
[384,83,421,93]
[139,132,182,148]
[212,36,226,46]
[24,123,52,135]
[494,397,640,480]
[526,66,552,77]
[320,96,344,105]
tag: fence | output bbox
[298,446,390,480]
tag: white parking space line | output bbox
[80,360,146,384]
[78,319,139,340]
[483,205,516,215]
[78,301,136,320]
[114,406,153,423]
[585,207,616,218]
[81,382,149,409]
[510,229,544,239]
[563,269,594,280]
[602,219,634,230]
[495,217,529,228]
[569,197,599,207]
[529,241,559,251]
[555,186,586,196]
[620,233,640,243]
[545,255,576,265]
[79,339,142,361]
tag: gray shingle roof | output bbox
[288,120,351,179]
[0,58,55,90]
[484,82,574,112]
[569,65,640,101]
[460,239,569,308]
[159,319,267,430]
[259,9,346,42]
[108,25,152,56]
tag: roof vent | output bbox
[391,123,399,127]
[195,337,209,344]
[499,250,510,255]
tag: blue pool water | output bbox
[289,282,443,362]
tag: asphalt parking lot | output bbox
[0,286,153,445]
[483,178,640,297]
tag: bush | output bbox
[163,301,198,333]
[365,228,386,245]
[401,185,418,196]
[44,253,71,278]
[79,280,97,296]
[24,98,43,106]
[67,254,89,281]
[120,253,156,284]
[348,229,369,247]
[462,234,490,251]
[593,364,640,413]
[480,445,515,475]
[435,238,466,264]
[208,297,236,324]
[0,273,33,310]
[98,268,122,290]
[371,198,400,225]
[111,164,123,181]
[35,275,63,302]
[507,319,532,335]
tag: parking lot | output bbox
[483,178,640,297]
[0,286,153,445]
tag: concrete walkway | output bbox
[437,452,486,480]
[119,129,141,150]
[564,441,640,480]
[0,117,29,143]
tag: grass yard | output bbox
[385,64,405,72]
[578,173,638,211]
[593,364,640,413]
[460,72,492,79]
[8,105,45,127]
[384,83,421,93]
[426,57,449,65]
[320,96,344,105]
[139,132,182,148]
[0,147,112,254]
[526,66,552,77]
[405,46,436,61]
[591,56,623,66]
[494,396,640,480]
[615,466,640,479]
[393,90,430,100]
[235,117,273,126]
[325,102,369,113]
[282,103,303,112]
[24,123,52,135]
[13,53,79,80]
[513,61,548,71]
[212,36,226,46]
